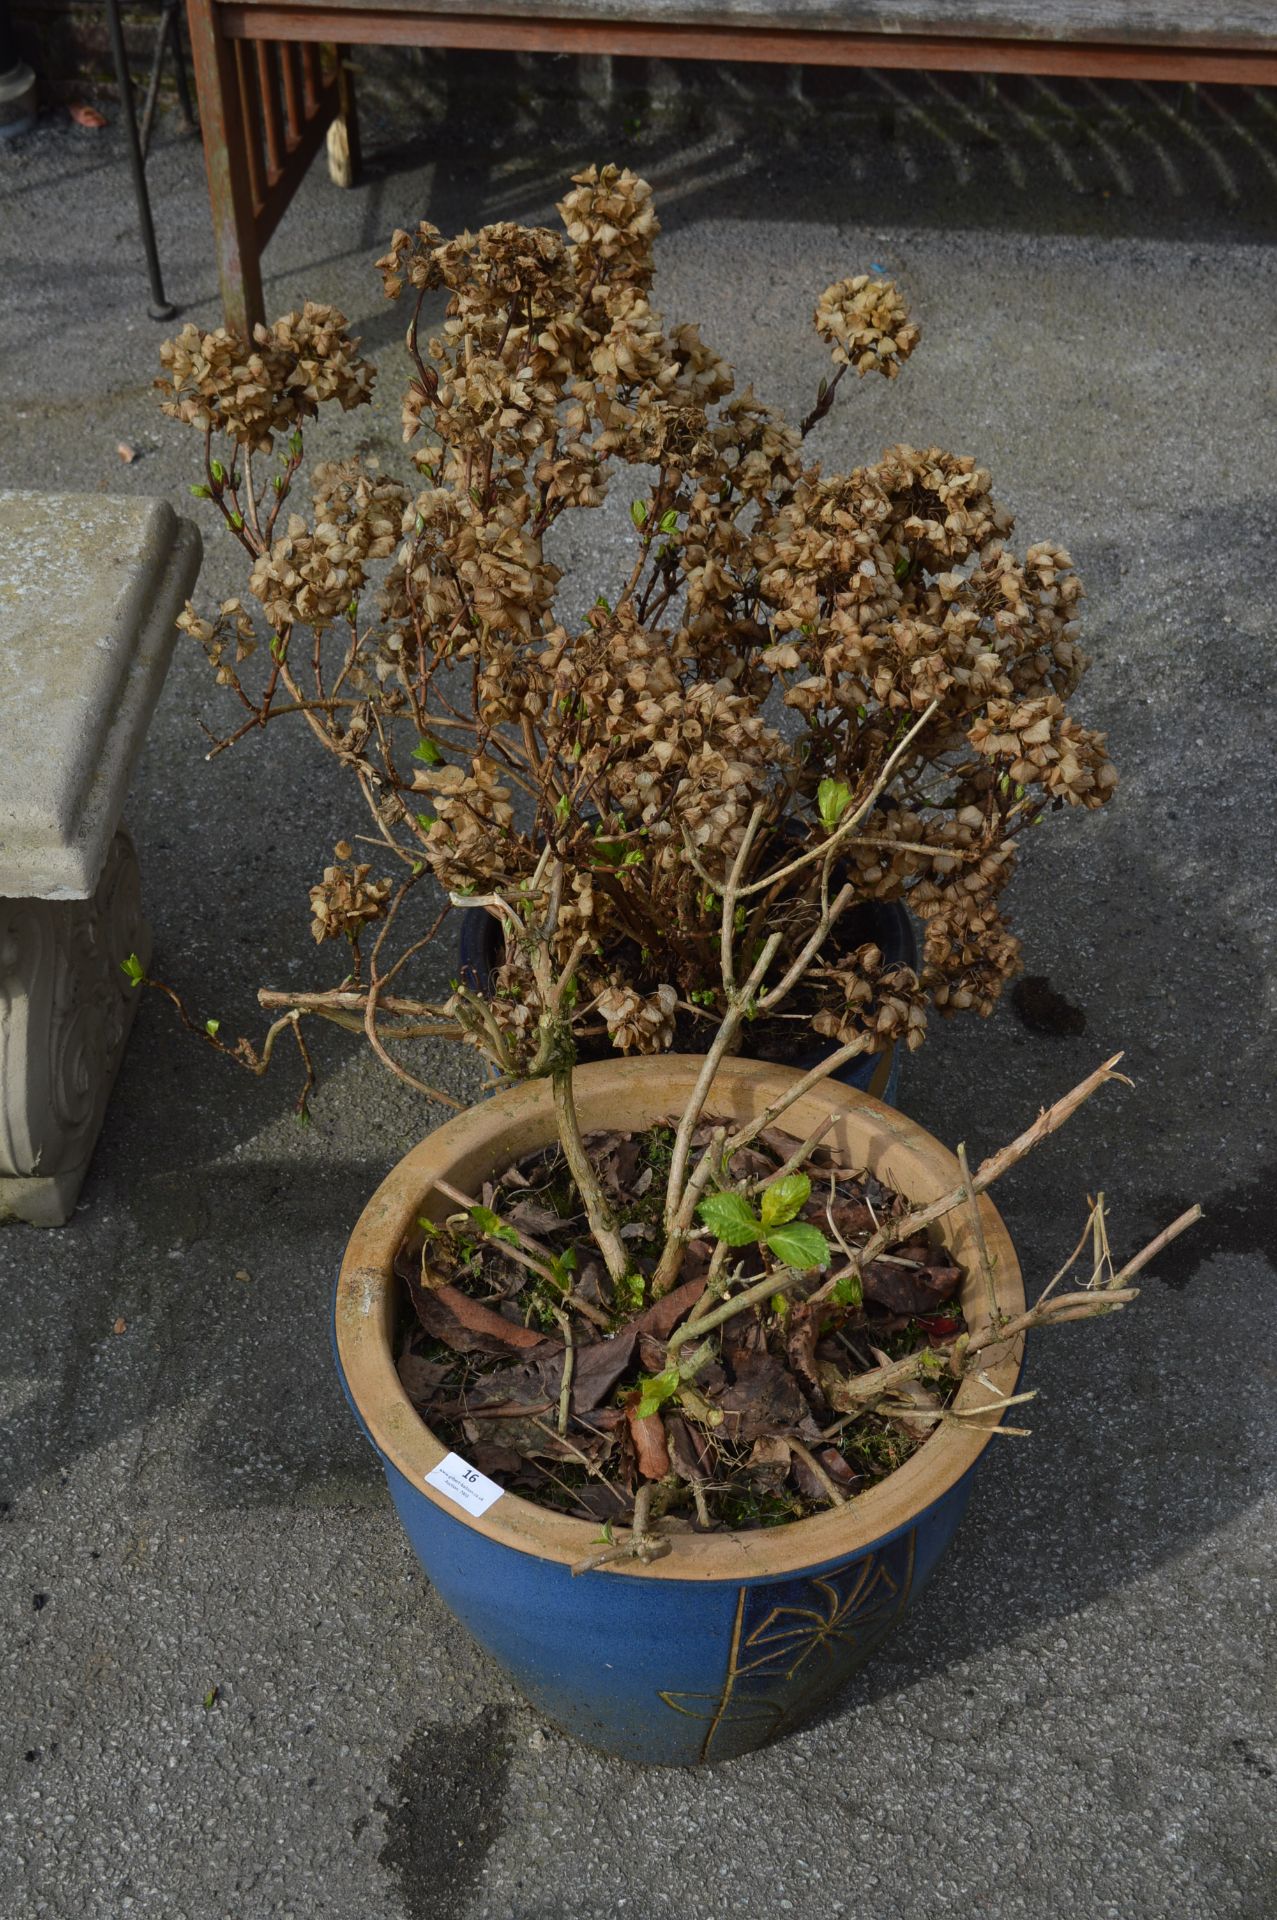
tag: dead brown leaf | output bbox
[714,1348,808,1443]
[882,1379,943,1441]
[629,1274,706,1342]
[744,1435,792,1489]
[626,1404,671,1479]
[505,1198,565,1237]
[666,1414,714,1483]
[862,1253,962,1316]
[396,1350,452,1405]
[787,1440,858,1502]
[785,1304,828,1417]
[434,1325,638,1421]
[413,1281,553,1356]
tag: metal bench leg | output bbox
[186,0,264,334]
[105,0,177,318]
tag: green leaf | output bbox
[269,633,284,661]
[203,1687,219,1710]
[470,1204,520,1247]
[614,1270,646,1314]
[630,499,647,528]
[548,1247,578,1292]
[659,508,679,534]
[635,1366,681,1420]
[893,553,910,581]
[415,812,437,831]
[697,1191,762,1247]
[769,1292,791,1321]
[228,510,244,531]
[765,1221,830,1270]
[204,1018,220,1038]
[413,737,443,766]
[817,778,853,831]
[120,953,145,988]
[189,484,211,499]
[415,1215,441,1238]
[555,792,571,825]
[760,1173,811,1230]
[832,1271,863,1307]
[209,458,225,484]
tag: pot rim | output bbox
[335,1056,1025,1582]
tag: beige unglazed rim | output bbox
[336,1055,1026,1582]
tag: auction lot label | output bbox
[425,1451,505,1517]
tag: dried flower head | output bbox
[595,983,679,1055]
[308,848,392,945]
[157,304,374,452]
[814,276,921,378]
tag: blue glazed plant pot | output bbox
[458,890,919,1107]
[334,1057,1024,1767]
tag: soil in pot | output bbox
[394,1118,968,1537]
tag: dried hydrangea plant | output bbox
[147,168,1192,1557]
[157,165,1115,1096]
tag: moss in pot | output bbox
[139,168,1198,1762]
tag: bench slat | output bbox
[225,0,1277,54]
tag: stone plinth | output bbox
[0,492,201,1224]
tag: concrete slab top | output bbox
[0,490,201,899]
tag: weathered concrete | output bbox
[0,491,199,1222]
[0,491,200,899]
[0,53,1274,1920]
[0,829,151,1225]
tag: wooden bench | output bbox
[187,0,1277,331]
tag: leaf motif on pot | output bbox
[658,1531,915,1763]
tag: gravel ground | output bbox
[1,51,1275,1920]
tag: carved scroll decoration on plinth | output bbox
[0,831,149,1219]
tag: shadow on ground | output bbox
[330,51,1277,346]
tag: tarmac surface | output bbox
[1,50,1275,1920]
